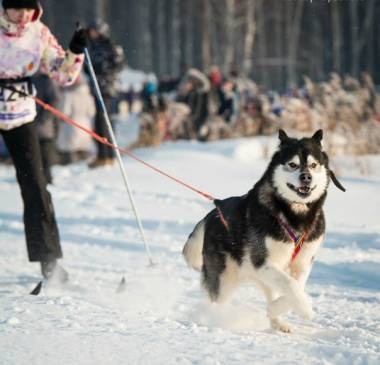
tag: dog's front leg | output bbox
[257,264,314,320]
[290,262,313,289]
[256,281,293,333]
[289,260,315,314]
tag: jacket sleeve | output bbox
[39,25,84,87]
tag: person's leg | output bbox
[2,123,62,262]
[38,138,54,184]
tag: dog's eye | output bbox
[310,162,318,169]
[288,162,298,169]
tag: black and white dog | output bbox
[183,130,345,332]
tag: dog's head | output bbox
[271,130,345,204]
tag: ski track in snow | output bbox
[0,137,379,365]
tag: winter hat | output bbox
[2,0,39,9]
[87,19,110,37]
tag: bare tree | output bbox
[141,0,153,71]
[358,0,375,75]
[349,0,359,77]
[256,0,268,86]
[182,1,195,68]
[41,0,380,89]
[94,0,105,19]
[210,0,223,67]
[223,0,236,74]
[242,0,256,77]
[287,0,304,86]
[201,0,212,71]
[170,0,181,76]
[331,0,342,73]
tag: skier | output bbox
[0,0,86,281]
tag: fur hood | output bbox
[187,68,211,93]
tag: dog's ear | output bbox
[311,129,323,144]
[279,129,290,146]
[329,169,346,192]
[323,151,346,192]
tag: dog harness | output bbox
[276,216,309,262]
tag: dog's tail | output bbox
[182,219,205,271]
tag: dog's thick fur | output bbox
[183,130,340,332]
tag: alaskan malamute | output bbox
[183,130,345,332]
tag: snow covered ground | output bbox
[0,136,379,365]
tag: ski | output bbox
[30,281,43,295]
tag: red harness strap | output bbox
[291,231,308,261]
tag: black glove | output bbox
[69,28,87,54]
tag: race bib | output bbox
[0,81,33,104]
[0,81,37,129]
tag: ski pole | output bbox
[84,47,154,266]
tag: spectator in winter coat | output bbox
[56,73,96,164]
[208,65,223,115]
[85,19,125,168]
[34,71,60,184]
[218,79,238,123]
[141,78,158,113]
[177,68,210,138]
[0,0,86,281]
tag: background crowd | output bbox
[1,19,379,176]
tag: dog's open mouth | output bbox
[287,183,316,197]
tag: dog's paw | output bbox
[270,318,293,333]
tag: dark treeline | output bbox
[42,0,379,90]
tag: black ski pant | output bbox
[1,122,62,262]
[94,96,115,159]
[39,138,56,185]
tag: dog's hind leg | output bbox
[203,255,238,303]
[257,264,314,320]
[183,220,205,271]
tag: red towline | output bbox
[33,94,216,202]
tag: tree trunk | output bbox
[331,1,342,73]
[158,0,167,75]
[201,0,212,71]
[242,0,256,77]
[184,1,194,68]
[223,0,235,74]
[287,0,304,86]
[141,0,152,71]
[170,0,181,76]
[94,0,104,19]
[358,0,375,74]
[349,1,359,77]
[257,0,268,86]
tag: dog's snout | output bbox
[299,172,312,184]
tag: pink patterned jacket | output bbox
[0,5,84,130]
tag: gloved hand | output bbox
[69,28,87,54]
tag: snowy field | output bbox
[0,136,379,365]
